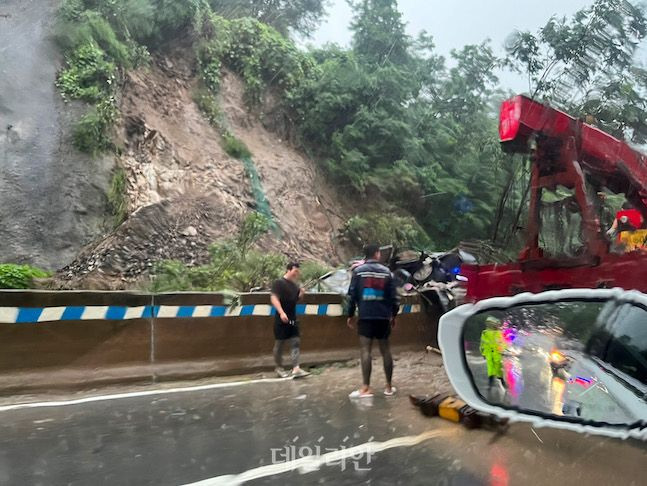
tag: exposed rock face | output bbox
[0,0,112,270]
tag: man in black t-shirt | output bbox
[271,262,308,378]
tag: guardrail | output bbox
[0,291,439,393]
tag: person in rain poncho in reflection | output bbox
[480,316,507,389]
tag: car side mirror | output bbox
[438,288,647,440]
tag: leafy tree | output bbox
[505,0,647,142]
[195,15,317,104]
[342,214,431,249]
[209,0,328,38]
[349,0,411,66]
[287,1,512,249]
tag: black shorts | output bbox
[274,317,300,340]
[358,319,391,340]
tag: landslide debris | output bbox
[54,50,348,289]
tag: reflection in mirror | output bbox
[463,300,647,425]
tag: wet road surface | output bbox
[467,350,562,415]
[0,353,645,485]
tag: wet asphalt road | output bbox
[467,351,560,415]
[0,355,646,485]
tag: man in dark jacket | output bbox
[346,244,400,398]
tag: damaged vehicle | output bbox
[315,245,474,314]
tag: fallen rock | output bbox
[181,226,198,237]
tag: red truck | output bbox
[464,95,647,301]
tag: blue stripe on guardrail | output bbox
[0,303,420,324]
[106,306,127,320]
[176,306,195,318]
[16,308,42,323]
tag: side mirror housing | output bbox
[439,288,647,440]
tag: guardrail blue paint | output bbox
[106,307,127,320]
[16,308,42,323]
[0,303,421,324]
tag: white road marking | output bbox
[0,377,293,413]
[181,430,447,486]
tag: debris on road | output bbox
[410,393,509,431]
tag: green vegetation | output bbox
[56,41,118,154]
[56,0,647,255]
[342,214,431,249]
[222,134,251,159]
[152,214,331,292]
[506,1,647,143]
[195,14,316,105]
[0,264,51,289]
[72,98,117,155]
[151,212,285,292]
[299,261,333,284]
[56,42,116,102]
[54,0,208,156]
[210,0,327,38]
[107,167,128,226]
[193,88,225,127]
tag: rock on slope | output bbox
[56,49,348,289]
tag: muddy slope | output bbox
[56,51,349,289]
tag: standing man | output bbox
[271,262,308,378]
[347,244,400,398]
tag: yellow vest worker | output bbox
[480,316,507,388]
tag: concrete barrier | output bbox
[0,290,439,393]
[0,290,153,370]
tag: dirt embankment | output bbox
[55,49,350,289]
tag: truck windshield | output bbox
[539,186,585,258]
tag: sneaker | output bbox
[291,367,310,378]
[349,389,374,398]
[384,386,397,397]
[275,367,290,378]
